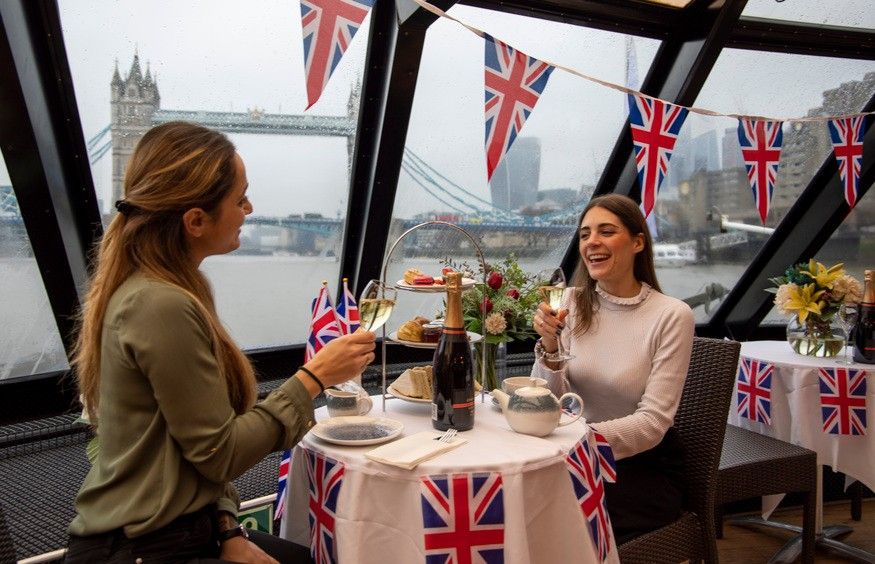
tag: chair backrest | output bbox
[673,337,741,518]
[0,504,16,564]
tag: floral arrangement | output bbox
[441,254,541,389]
[768,259,862,356]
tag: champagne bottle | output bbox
[432,271,475,431]
[853,269,875,364]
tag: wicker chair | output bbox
[715,424,816,564]
[0,504,15,564]
[618,337,741,564]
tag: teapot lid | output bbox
[514,386,551,398]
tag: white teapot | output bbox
[490,386,583,437]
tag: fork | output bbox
[435,428,458,443]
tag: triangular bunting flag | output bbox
[736,357,774,425]
[737,118,783,225]
[627,93,688,219]
[828,116,866,209]
[300,0,374,109]
[484,34,554,181]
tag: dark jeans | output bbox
[603,427,685,545]
[64,506,312,564]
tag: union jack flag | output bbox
[818,367,868,436]
[274,449,292,519]
[737,118,784,225]
[306,282,342,362]
[420,472,505,564]
[335,277,360,335]
[592,431,617,484]
[304,448,345,564]
[484,35,554,181]
[300,0,374,109]
[566,433,613,562]
[828,116,867,209]
[736,357,774,425]
[627,93,689,219]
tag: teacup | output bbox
[325,388,373,417]
[501,376,548,395]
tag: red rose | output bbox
[481,297,493,314]
[487,271,503,290]
[506,288,520,300]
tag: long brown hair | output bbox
[72,121,256,424]
[570,194,661,335]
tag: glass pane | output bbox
[657,50,874,322]
[764,191,874,324]
[386,5,660,326]
[742,0,875,31]
[0,155,69,380]
[59,0,369,347]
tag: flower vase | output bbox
[474,341,507,392]
[786,315,845,358]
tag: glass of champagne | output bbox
[537,268,574,361]
[358,280,396,333]
[837,303,859,365]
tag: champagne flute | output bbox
[837,303,859,365]
[358,280,396,333]
[536,268,574,361]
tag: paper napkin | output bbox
[365,430,467,470]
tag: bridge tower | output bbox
[110,51,160,207]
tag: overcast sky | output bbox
[4,1,870,218]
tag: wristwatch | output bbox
[218,523,250,543]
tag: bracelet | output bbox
[299,366,325,393]
[534,339,566,364]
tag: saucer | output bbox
[310,416,403,446]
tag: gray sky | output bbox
[40,0,875,218]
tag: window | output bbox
[385,5,659,325]
[59,0,371,347]
[659,50,875,322]
[0,155,69,381]
[742,0,875,30]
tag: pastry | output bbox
[413,275,434,285]
[403,268,425,284]
[397,320,423,342]
[392,365,433,398]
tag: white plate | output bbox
[395,277,476,293]
[387,330,482,348]
[387,383,432,404]
[309,416,404,446]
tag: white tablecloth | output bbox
[728,340,874,493]
[280,397,618,563]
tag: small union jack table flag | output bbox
[335,277,360,335]
[306,282,342,362]
[299,0,374,109]
[627,93,689,219]
[828,115,867,209]
[737,118,784,225]
[304,449,346,564]
[484,34,554,182]
[818,367,868,436]
[736,357,774,425]
[420,471,505,564]
[566,432,614,562]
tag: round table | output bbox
[279,397,619,563]
[727,340,873,562]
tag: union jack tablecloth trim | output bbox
[818,367,868,436]
[420,471,505,564]
[736,357,774,425]
[566,431,614,562]
[304,448,346,564]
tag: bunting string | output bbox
[409,0,875,124]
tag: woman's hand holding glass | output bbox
[303,330,376,393]
[535,268,574,361]
[534,302,568,351]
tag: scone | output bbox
[396,320,423,342]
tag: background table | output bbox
[728,340,873,561]
[280,397,618,563]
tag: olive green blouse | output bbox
[69,274,315,538]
